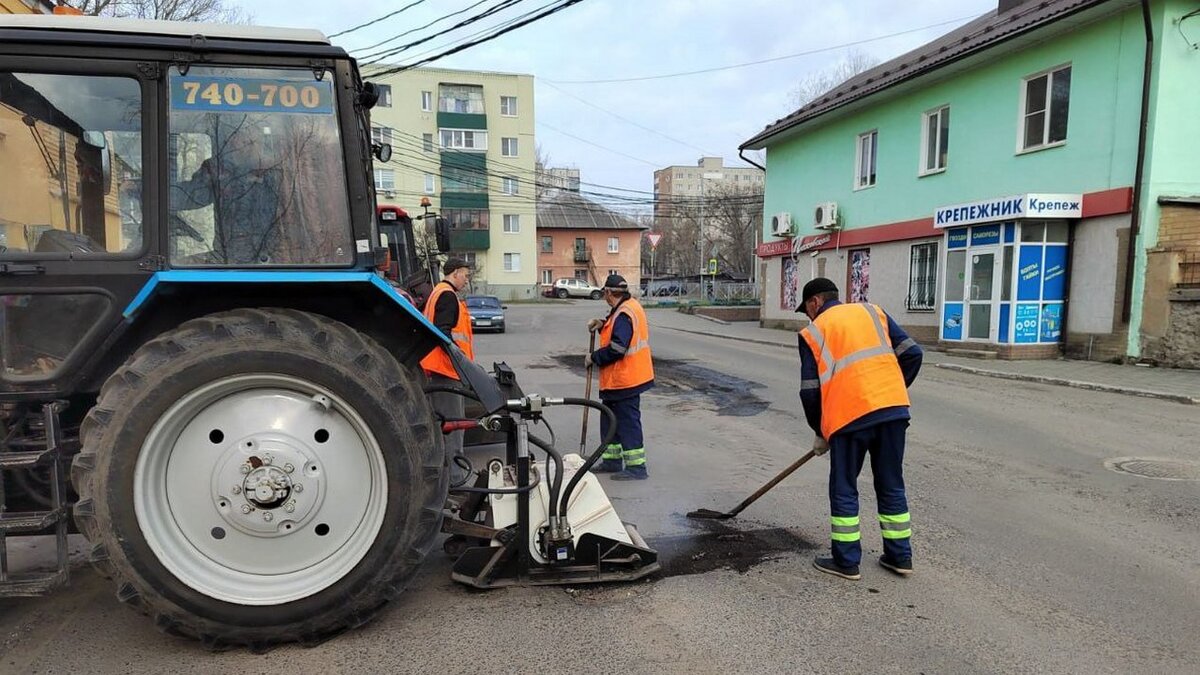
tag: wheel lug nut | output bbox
[240,465,250,474]
[263,512,274,522]
[240,504,252,514]
[284,504,295,513]
[263,455,273,466]
[231,485,242,495]
[294,484,304,493]
[284,463,295,474]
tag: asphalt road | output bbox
[2,301,1198,674]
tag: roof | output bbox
[0,14,329,44]
[536,189,646,231]
[742,0,1119,150]
[1158,196,1200,207]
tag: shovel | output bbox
[686,449,818,520]
[579,330,597,454]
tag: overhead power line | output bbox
[545,13,980,84]
[362,0,527,65]
[350,0,493,54]
[329,0,430,39]
[537,121,660,168]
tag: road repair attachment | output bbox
[438,362,660,589]
[687,450,818,520]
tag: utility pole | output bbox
[700,171,723,300]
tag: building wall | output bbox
[369,67,537,300]
[537,228,642,288]
[1129,0,1200,357]
[1068,213,1127,334]
[0,0,49,14]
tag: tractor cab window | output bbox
[0,72,143,256]
[167,66,353,266]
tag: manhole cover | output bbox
[1104,457,1200,481]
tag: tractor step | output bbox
[0,509,64,534]
[0,449,55,470]
[0,570,69,598]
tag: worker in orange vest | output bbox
[585,274,654,480]
[797,278,923,580]
[421,257,475,484]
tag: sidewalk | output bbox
[648,308,1200,405]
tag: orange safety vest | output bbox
[420,281,474,380]
[800,303,910,439]
[598,298,654,391]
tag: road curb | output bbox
[935,363,1200,405]
[659,325,793,350]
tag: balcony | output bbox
[450,229,490,250]
[573,246,591,263]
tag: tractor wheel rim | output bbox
[134,373,388,606]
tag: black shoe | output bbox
[879,555,913,576]
[812,556,861,580]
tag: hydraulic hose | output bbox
[556,397,616,518]
[528,432,564,519]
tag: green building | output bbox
[743,0,1200,366]
[368,67,537,300]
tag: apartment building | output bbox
[368,67,537,300]
[652,156,764,225]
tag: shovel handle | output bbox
[580,331,597,452]
[725,449,819,517]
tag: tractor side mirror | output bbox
[434,217,451,253]
[372,143,392,163]
[82,131,112,194]
[358,81,381,109]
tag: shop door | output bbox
[966,248,1000,341]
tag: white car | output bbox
[549,278,604,300]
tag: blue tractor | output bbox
[0,14,658,649]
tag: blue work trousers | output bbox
[599,395,644,454]
[828,419,912,567]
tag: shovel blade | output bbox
[685,508,735,520]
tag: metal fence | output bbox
[642,280,761,304]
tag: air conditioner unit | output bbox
[814,202,840,230]
[770,212,794,237]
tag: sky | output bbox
[234,0,998,204]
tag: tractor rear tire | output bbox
[71,308,445,650]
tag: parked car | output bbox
[465,295,507,333]
[547,277,603,300]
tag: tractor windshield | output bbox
[167,66,353,266]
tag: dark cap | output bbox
[442,257,471,276]
[603,274,629,291]
[796,277,839,311]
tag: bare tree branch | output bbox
[64,0,251,23]
[789,50,879,108]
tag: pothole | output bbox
[1104,457,1200,481]
[650,524,817,577]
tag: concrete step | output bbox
[945,348,998,360]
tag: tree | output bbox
[703,183,763,279]
[789,50,879,109]
[64,0,250,23]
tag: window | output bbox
[907,242,938,311]
[503,252,520,272]
[422,133,434,152]
[167,66,352,266]
[371,125,393,146]
[855,130,877,189]
[1021,65,1071,151]
[607,237,619,253]
[377,84,392,107]
[503,214,520,233]
[449,251,477,267]
[574,269,589,281]
[442,166,486,193]
[439,84,484,114]
[424,173,435,194]
[420,90,432,111]
[501,137,518,157]
[440,129,487,151]
[374,169,395,191]
[500,95,517,116]
[541,269,552,284]
[442,209,488,229]
[502,176,519,195]
[541,235,553,253]
[921,106,949,174]
[0,71,144,256]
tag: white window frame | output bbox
[500,95,518,117]
[607,237,619,253]
[374,168,395,191]
[906,241,939,311]
[420,90,432,112]
[376,84,392,108]
[371,125,393,146]
[920,106,949,176]
[541,269,552,284]
[424,173,435,194]
[503,214,520,233]
[503,252,520,272]
[422,133,434,153]
[854,130,877,190]
[440,128,488,152]
[1017,63,1071,154]
[501,137,519,157]
[502,176,519,195]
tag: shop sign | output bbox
[1040,304,1063,342]
[756,239,793,257]
[796,234,831,252]
[942,302,964,340]
[947,228,969,249]
[970,224,1001,246]
[934,193,1082,228]
[1014,303,1040,343]
[1017,245,1043,301]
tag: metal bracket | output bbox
[137,255,166,272]
[136,62,161,80]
